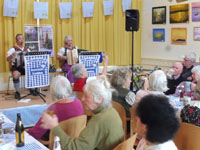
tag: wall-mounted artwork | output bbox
[152,6,166,24]
[171,28,187,45]
[192,2,200,22]
[194,27,200,41]
[176,0,188,3]
[170,4,189,23]
[153,29,165,42]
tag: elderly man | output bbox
[181,52,196,81]
[165,62,184,95]
[7,34,30,99]
[57,35,78,83]
[172,65,200,99]
[71,56,108,92]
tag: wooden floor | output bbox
[0,89,53,109]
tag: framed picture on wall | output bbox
[170,4,189,23]
[194,27,200,41]
[171,28,187,45]
[152,6,166,24]
[153,29,165,42]
[176,0,188,3]
[192,2,200,22]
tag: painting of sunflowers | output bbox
[170,4,189,23]
[171,28,187,45]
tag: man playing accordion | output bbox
[57,35,78,83]
[6,34,30,99]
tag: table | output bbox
[0,113,49,150]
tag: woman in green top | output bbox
[41,75,124,150]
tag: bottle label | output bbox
[16,131,24,146]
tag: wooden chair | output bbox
[112,101,130,140]
[75,92,93,117]
[49,115,87,150]
[113,133,137,150]
[174,122,200,150]
[130,107,137,136]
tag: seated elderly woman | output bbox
[111,68,135,117]
[134,70,168,106]
[41,76,124,150]
[27,76,84,141]
[71,56,108,92]
[136,95,180,150]
[180,80,200,127]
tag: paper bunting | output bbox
[103,0,114,16]
[59,2,72,19]
[82,2,95,18]
[3,0,19,17]
[34,2,48,19]
[122,0,132,12]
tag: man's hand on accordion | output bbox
[12,52,17,58]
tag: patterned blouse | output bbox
[181,104,200,127]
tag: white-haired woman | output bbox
[111,68,135,117]
[28,76,84,141]
[134,70,168,106]
[41,76,124,150]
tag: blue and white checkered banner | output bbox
[79,55,100,77]
[24,55,49,88]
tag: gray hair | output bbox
[50,75,72,101]
[71,64,85,79]
[192,66,200,76]
[84,75,113,108]
[64,35,72,42]
[185,52,196,62]
[149,70,168,92]
[110,68,132,88]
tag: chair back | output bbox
[174,122,200,150]
[75,92,93,116]
[114,133,137,150]
[112,101,127,140]
[130,107,137,136]
[49,115,87,150]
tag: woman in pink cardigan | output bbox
[27,76,84,141]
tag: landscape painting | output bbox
[153,29,165,42]
[192,2,200,22]
[171,28,187,45]
[170,4,189,23]
[176,0,188,3]
[152,6,166,24]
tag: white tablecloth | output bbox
[0,113,49,150]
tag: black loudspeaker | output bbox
[126,9,139,31]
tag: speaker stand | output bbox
[130,31,139,92]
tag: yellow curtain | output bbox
[0,0,142,73]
